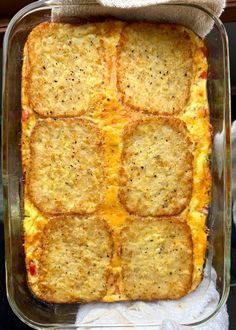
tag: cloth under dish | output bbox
[52,0,225,37]
[75,264,228,329]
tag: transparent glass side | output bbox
[1,2,231,329]
[206,24,231,305]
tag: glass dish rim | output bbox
[1,1,231,329]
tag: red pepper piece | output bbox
[200,71,207,79]
[29,260,36,276]
[22,109,29,122]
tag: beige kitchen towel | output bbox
[75,265,228,330]
[52,0,225,37]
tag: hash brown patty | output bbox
[121,217,193,300]
[29,216,113,303]
[117,22,193,115]
[28,118,105,214]
[119,117,193,216]
[23,22,106,117]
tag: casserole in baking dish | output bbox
[2,1,231,328]
[22,20,210,303]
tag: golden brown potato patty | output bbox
[121,217,193,300]
[117,22,193,115]
[28,118,105,214]
[30,215,112,303]
[24,22,106,117]
[119,117,193,216]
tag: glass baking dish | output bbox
[1,1,231,329]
